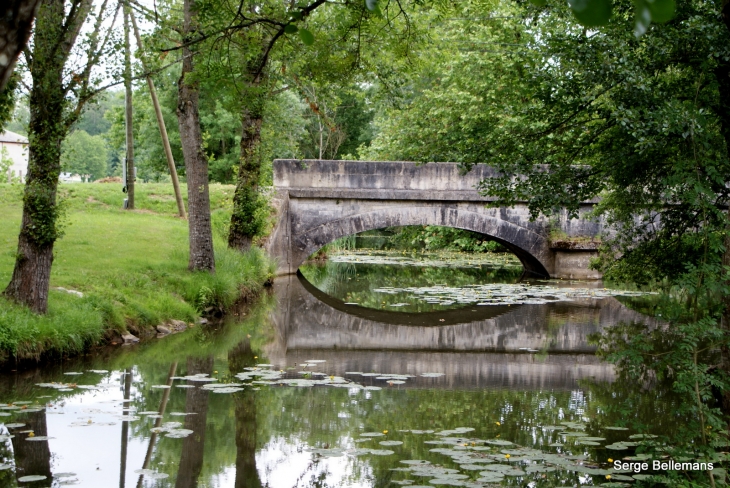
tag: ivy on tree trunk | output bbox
[228,80,266,252]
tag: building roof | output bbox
[0,130,28,144]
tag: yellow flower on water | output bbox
[606,475,612,480]
[608,458,613,463]
[495,421,501,426]
[505,454,510,459]
[28,432,35,437]
[471,442,476,446]
[383,430,388,434]
[214,371,218,374]
[254,356,258,359]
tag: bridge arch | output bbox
[290,206,551,277]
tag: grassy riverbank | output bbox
[0,183,274,363]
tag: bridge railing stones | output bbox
[266,159,605,279]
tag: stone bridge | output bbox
[266,160,604,279]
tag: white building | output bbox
[0,130,29,182]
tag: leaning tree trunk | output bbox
[228,82,265,252]
[3,0,79,313]
[0,0,42,93]
[177,0,215,272]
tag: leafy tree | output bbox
[60,129,108,181]
[3,0,120,313]
[368,0,730,439]
[74,89,123,136]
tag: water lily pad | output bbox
[360,432,385,437]
[628,434,657,440]
[485,440,513,446]
[605,426,629,431]
[401,460,431,465]
[18,475,48,482]
[150,385,171,389]
[368,449,395,455]
[211,387,245,393]
[380,440,403,446]
[26,436,54,441]
[165,429,194,438]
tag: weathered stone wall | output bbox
[266,160,605,278]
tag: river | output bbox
[0,250,674,487]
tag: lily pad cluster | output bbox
[372,283,656,307]
[329,250,521,270]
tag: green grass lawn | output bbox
[0,182,273,362]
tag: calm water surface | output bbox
[0,251,672,487]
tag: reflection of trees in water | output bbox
[11,410,51,485]
[120,368,132,488]
[228,340,262,488]
[175,356,213,488]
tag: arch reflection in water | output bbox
[265,273,659,389]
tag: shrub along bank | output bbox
[0,183,275,363]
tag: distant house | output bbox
[59,172,83,183]
[0,130,29,182]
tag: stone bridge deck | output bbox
[265,160,605,278]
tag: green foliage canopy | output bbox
[61,130,109,182]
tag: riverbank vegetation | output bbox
[0,183,274,363]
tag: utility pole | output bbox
[130,10,186,218]
[123,1,135,209]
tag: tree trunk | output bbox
[0,0,42,93]
[123,4,135,209]
[175,356,213,488]
[2,0,75,314]
[229,339,262,488]
[177,0,215,271]
[228,82,265,252]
